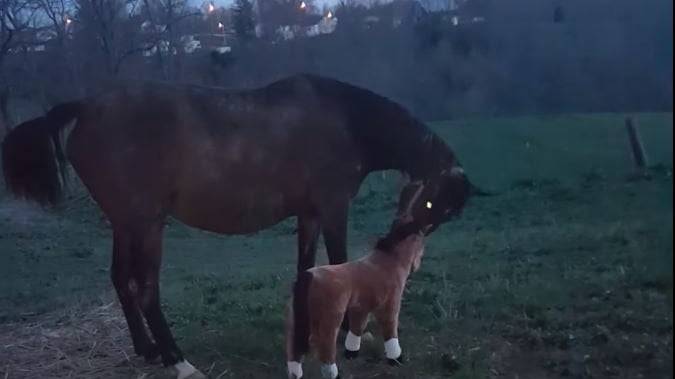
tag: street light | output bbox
[208,2,215,13]
[299,1,307,10]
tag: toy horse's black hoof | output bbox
[387,354,405,366]
[344,349,360,360]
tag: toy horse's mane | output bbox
[375,221,423,253]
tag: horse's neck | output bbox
[366,128,453,180]
[368,250,412,282]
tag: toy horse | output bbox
[285,220,426,379]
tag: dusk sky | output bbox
[191,0,339,9]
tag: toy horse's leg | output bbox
[344,309,369,359]
[110,228,159,362]
[316,315,343,379]
[132,223,205,379]
[375,301,404,366]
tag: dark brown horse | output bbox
[1,74,471,377]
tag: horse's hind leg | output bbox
[110,228,159,362]
[285,302,304,379]
[132,223,205,379]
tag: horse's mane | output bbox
[375,221,423,253]
[275,74,450,178]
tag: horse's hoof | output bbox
[183,370,207,379]
[344,349,359,360]
[387,354,404,366]
[143,344,162,364]
[175,360,206,379]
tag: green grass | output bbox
[433,113,673,189]
[0,113,672,378]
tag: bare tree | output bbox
[74,0,147,78]
[140,0,199,80]
[35,0,71,42]
[0,0,34,130]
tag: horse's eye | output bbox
[426,201,433,209]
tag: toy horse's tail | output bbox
[2,102,81,205]
[292,270,313,356]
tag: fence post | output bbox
[625,116,649,172]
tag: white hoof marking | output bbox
[320,363,338,379]
[345,331,361,352]
[384,338,402,360]
[287,361,303,378]
[175,360,197,379]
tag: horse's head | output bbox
[394,165,470,235]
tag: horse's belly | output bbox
[171,187,292,234]
[169,131,314,234]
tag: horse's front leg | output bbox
[316,313,344,379]
[375,300,404,366]
[319,199,350,331]
[344,309,369,360]
[297,213,321,273]
[319,198,349,265]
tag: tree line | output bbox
[0,0,672,133]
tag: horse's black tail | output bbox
[1,101,81,205]
[292,270,313,356]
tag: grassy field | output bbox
[0,113,672,379]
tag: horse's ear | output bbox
[440,166,465,178]
[394,181,425,225]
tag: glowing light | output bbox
[208,2,215,13]
[218,22,224,29]
[299,1,307,9]
[326,11,333,19]
[426,201,433,209]
[65,17,72,25]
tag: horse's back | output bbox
[65,80,365,232]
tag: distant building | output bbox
[306,15,338,37]
[417,0,462,12]
[7,26,61,54]
[360,0,429,29]
[274,12,338,41]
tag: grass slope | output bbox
[0,113,672,378]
